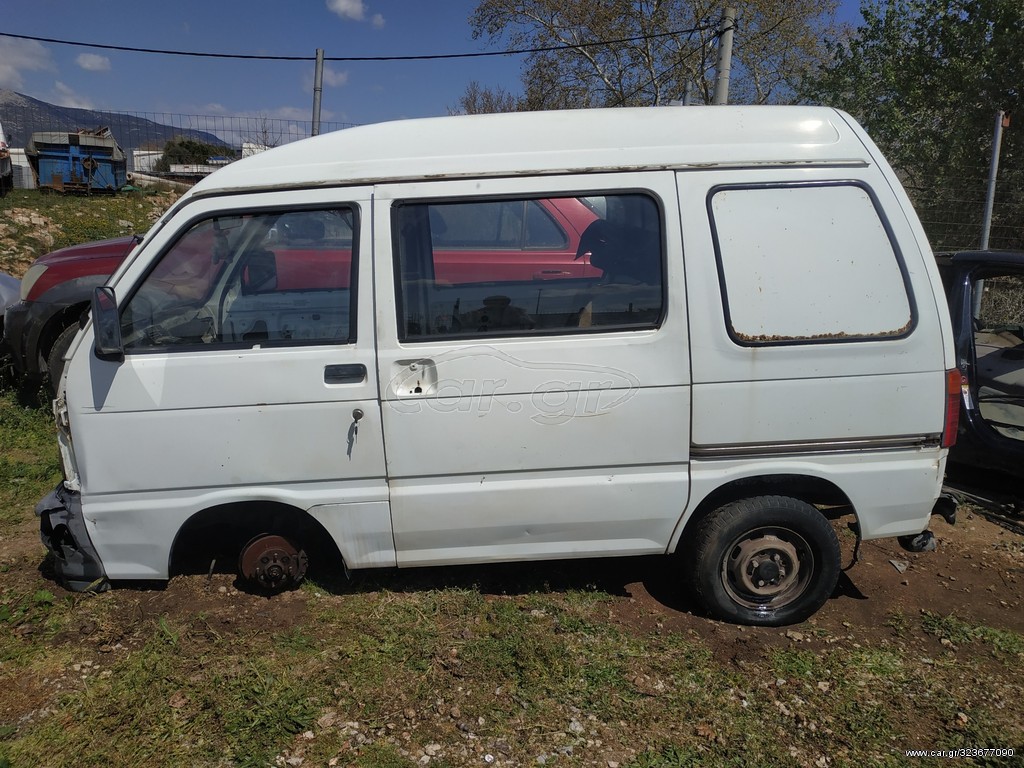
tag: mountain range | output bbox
[0,89,226,153]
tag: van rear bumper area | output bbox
[36,483,109,592]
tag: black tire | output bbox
[46,324,80,395]
[686,495,841,626]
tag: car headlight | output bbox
[20,263,48,301]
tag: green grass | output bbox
[0,388,60,524]
[922,611,1024,656]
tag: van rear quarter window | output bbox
[709,182,915,345]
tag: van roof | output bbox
[192,106,873,195]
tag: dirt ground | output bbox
[4,498,1022,659]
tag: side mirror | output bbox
[92,286,124,362]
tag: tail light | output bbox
[941,368,964,448]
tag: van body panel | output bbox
[308,502,396,569]
[676,164,948,490]
[374,173,690,563]
[690,372,944,448]
[678,448,943,548]
[77,481,390,579]
[39,107,955,623]
[389,465,685,566]
[72,398,384,493]
[679,167,946,383]
[191,107,856,194]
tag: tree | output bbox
[459,0,840,113]
[244,115,284,152]
[154,137,235,173]
[449,80,523,115]
[804,0,1024,250]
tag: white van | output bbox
[37,106,960,626]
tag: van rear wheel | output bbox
[687,496,840,626]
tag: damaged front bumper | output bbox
[36,482,109,592]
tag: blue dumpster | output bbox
[26,128,127,193]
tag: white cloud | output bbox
[0,38,54,89]
[261,106,339,123]
[51,81,94,109]
[194,102,230,115]
[267,106,313,121]
[76,53,111,72]
[326,0,364,20]
[302,66,349,93]
[326,0,384,26]
[322,66,349,87]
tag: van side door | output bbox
[65,188,392,578]
[373,173,691,566]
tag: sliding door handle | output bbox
[325,363,367,384]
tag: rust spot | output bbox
[733,318,913,344]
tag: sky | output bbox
[0,0,866,129]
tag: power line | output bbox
[0,26,716,63]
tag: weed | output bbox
[921,611,1024,656]
[885,609,910,637]
[846,648,905,680]
[354,742,415,767]
[628,744,704,768]
[220,663,319,754]
[770,647,822,679]
[0,588,63,661]
[157,616,179,646]
[274,627,319,654]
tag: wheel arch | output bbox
[168,500,344,580]
[669,473,855,554]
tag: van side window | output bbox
[393,193,664,340]
[709,183,914,345]
[120,207,357,351]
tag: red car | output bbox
[4,236,139,387]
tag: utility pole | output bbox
[973,110,1009,318]
[980,110,1009,250]
[311,48,325,137]
[712,7,736,105]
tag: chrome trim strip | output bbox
[690,434,941,460]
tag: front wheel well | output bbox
[169,501,343,582]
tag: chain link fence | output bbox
[906,167,1023,253]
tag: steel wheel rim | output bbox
[720,526,814,611]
